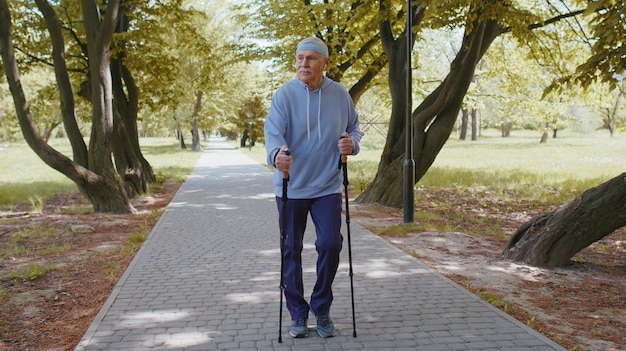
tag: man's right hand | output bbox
[275,146,292,174]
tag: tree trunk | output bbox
[109,8,155,195]
[81,0,133,213]
[177,127,187,149]
[240,129,249,148]
[471,108,477,141]
[354,4,425,207]
[460,108,468,140]
[502,173,626,268]
[501,122,512,137]
[191,91,202,152]
[111,57,155,195]
[606,90,622,137]
[35,0,89,167]
[357,8,502,207]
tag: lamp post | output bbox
[404,0,415,223]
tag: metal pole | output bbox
[341,155,357,337]
[404,0,415,223]
[278,151,290,343]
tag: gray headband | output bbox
[296,38,329,57]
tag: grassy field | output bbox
[243,129,626,205]
[0,138,201,208]
[1,130,624,208]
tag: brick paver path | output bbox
[75,138,565,351]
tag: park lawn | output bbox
[1,130,625,208]
[243,129,626,205]
[0,137,201,208]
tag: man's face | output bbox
[295,50,329,88]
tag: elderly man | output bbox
[264,37,364,339]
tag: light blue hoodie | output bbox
[264,76,364,199]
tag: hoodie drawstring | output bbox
[306,86,322,141]
[317,87,322,140]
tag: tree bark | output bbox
[460,108,468,140]
[80,0,134,212]
[354,3,424,207]
[111,57,155,195]
[109,8,155,195]
[357,6,502,207]
[35,0,89,167]
[503,173,626,268]
[177,127,187,149]
[471,108,477,141]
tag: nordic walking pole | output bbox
[278,150,290,343]
[341,151,357,337]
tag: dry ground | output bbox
[0,184,624,351]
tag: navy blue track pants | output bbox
[277,193,343,320]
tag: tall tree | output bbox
[235,94,267,148]
[1,0,220,211]
[358,1,593,206]
[501,1,626,267]
[1,0,134,212]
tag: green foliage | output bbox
[237,0,389,95]
[545,1,625,93]
[578,0,626,90]
[128,222,150,245]
[479,291,512,313]
[368,223,424,237]
[105,262,123,281]
[39,243,72,256]
[7,263,57,281]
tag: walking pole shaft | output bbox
[278,151,290,343]
[342,154,357,337]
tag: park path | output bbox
[75,137,565,351]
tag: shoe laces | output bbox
[318,315,330,326]
[294,319,306,327]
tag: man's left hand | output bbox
[338,132,353,156]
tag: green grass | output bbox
[0,137,201,207]
[430,129,625,180]
[241,129,626,204]
[2,131,624,209]
[7,262,58,281]
[0,222,65,260]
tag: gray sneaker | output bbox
[289,319,308,338]
[316,314,336,338]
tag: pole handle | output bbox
[339,134,349,165]
[281,150,291,179]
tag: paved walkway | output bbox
[75,138,565,351]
